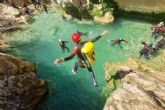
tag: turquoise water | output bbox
[6,10,152,110]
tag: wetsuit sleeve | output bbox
[121,39,128,43]
[91,35,102,42]
[64,41,69,43]
[77,31,88,36]
[64,47,79,61]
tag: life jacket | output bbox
[80,41,95,67]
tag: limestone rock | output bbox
[0,4,20,17]
[0,20,20,32]
[104,54,165,110]
[0,53,47,110]
[114,0,165,13]
[94,12,114,24]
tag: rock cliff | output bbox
[0,53,47,110]
[114,0,165,13]
[113,0,165,21]
[104,50,165,110]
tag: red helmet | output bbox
[72,33,80,43]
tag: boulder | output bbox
[94,12,114,24]
[0,4,20,17]
[0,53,47,110]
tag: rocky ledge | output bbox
[114,0,165,13]
[113,0,165,21]
[104,51,165,110]
[0,53,47,110]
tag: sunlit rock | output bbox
[94,12,114,24]
[0,4,20,17]
[104,57,165,110]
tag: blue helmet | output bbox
[118,36,122,40]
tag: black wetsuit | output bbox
[154,38,165,49]
[77,31,88,36]
[139,48,150,60]
[58,40,69,53]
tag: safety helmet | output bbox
[58,39,62,42]
[72,33,81,43]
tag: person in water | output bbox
[153,33,165,50]
[141,41,152,50]
[58,39,70,53]
[54,31,108,86]
[111,37,128,48]
[151,27,160,39]
[139,47,150,60]
[141,36,154,49]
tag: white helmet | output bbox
[59,39,62,42]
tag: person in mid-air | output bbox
[58,39,70,53]
[54,31,108,86]
[111,37,128,48]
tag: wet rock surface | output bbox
[0,53,47,110]
[104,51,165,110]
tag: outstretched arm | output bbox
[54,47,78,64]
[77,31,88,36]
[122,39,128,43]
[91,31,109,42]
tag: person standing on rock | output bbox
[54,31,108,86]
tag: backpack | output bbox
[80,41,95,67]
